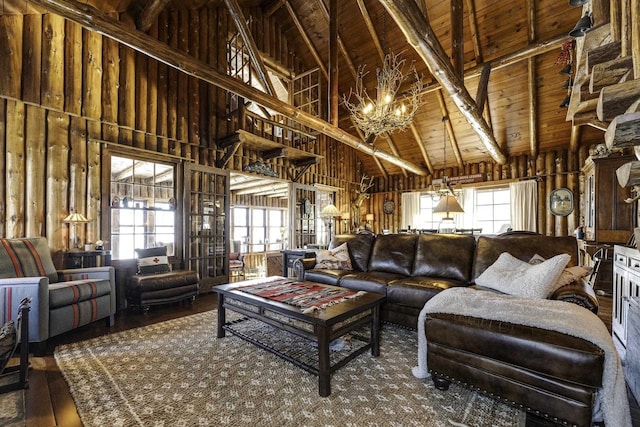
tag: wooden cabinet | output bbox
[582,154,635,244]
[625,296,640,403]
[613,245,640,347]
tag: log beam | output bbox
[328,0,339,125]
[136,0,172,32]
[409,123,434,175]
[589,56,633,94]
[587,41,621,72]
[225,0,276,96]
[30,0,427,176]
[464,0,482,64]
[379,0,506,164]
[451,0,464,78]
[528,58,538,158]
[596,78,640,122]
[282,0,328,81]
[436,91,464,170]
[616,161,640,188]
[355,0,384,61]
[605,111,640,149]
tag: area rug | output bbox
[0,372,25,427]
[54,310,526,427]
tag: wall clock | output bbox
[383,199,395,215]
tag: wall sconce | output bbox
[365,214,374,230]
[63,211,89,250]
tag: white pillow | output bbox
[476,252,571,299]
[315,242,353,270]
[530,254,591,293]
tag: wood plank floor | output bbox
[11,292,640,426]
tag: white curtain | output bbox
[460,188,476,229]
[401,192,421,229]
[509,180,537,232]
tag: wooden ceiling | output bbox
[3,0,607,178]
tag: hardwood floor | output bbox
[12,292,640,426]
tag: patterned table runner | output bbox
[237,279,363,313]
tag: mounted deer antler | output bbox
[352,175,374,208]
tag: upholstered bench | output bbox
[126,247,199,311]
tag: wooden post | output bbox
[6,101,25,238]
[329,0,338,126]
[451,0,464,78]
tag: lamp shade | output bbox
[321,203,341,217]
[569,14,592,37]
[342,211,350,220]
[63,212,89,223]
[433,196,464,217]
[365,214,374,221]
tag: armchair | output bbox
[0,237,115,348]
[229,240,245,280]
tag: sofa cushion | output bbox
[412,234,475,282]
[0,237,58,283]
[387,276,468,308]
[475,252,571,299]
[135,247,171,274]
[128,270,199,292]
[304,269,352,286]
[368,234,418,276]
[49,279,113,309]
[330,233,376,272]
[339,271,404,294]
[315,243,353,270]
[472,234,578,281]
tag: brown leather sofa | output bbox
[295,232,603,426]
[295,231,598,328]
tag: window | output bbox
[232,206,286,253]
[474,187,510,234]
[418,195,440,231]
[109,155,176,260]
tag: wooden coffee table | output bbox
[215,277,386,397]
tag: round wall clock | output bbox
[383,199,395,215]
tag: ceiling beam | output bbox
[317,0,358,79]
[379,0,506,165]
[225,0,276,96]
[355,0,384,62]
[528,58,538,158]
[464,0,482,64]
[136,0,172,32]
[381,134,408,177]
[451,0,464,78]
[328,0,339,125]
[350,116,388,178]
[436,91,464,170]
[409,123,434,175]
[29,0,428,176]
[282,0,329,81]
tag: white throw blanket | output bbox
[412,287,631,427]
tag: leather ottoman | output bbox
[127,270,199,310]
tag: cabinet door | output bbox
[613,258,627,345]
[185,164,230,292]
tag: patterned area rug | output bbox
[0,372,25,427]
[54,310,526,427]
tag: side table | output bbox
[66,250,112,269]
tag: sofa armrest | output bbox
[0,277,49,343]
[57,266,117,315]
[549,279,599,314]
[293,257,317,280]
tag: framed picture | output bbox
[549,188,574,216]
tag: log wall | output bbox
[0,7,361,261]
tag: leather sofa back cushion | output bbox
[0,237,58,283]
[368,234,418,276]
[472,234,578,281]
[330,233,376,272]
[413,234,476,282]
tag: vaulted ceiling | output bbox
[4,0,606,178]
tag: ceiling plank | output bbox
[225,0,276,96]
[379,0,507,165]
[137,0,172,32]
[436,91,464,170]
[29,0,428,176]
[282,0,329,81]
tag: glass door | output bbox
[185,164,230,292]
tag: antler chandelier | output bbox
[343,52,424,140]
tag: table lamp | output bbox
[63,211,89,249]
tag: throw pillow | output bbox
[475,252,571,299]
[315,242,353,270]
[530,254,591,293]
[135,246,171,274]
